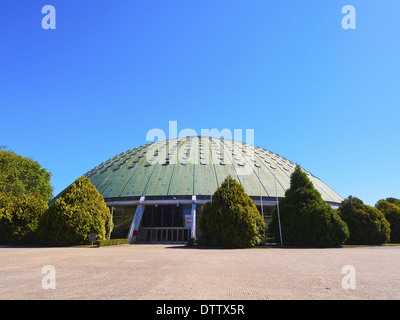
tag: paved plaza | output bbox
[1,244,399,300]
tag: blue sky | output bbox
[1,0,399,206]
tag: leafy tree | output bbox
[376,200,400,243]
[36,176,111,246]
[385,197,400,207]
[199,175,266,248]
[0,148,52,243]
[268,165,349,247]
[337,196,390,245]
[0,149,53,201]
[0,192,48,243]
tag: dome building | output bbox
[76,136,342,243]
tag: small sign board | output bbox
[89,233,96,245]
[184,215,191,228]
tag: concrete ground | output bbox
[0,244,399,300]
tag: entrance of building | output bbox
[142,227,190,243]
[137,204,192,243]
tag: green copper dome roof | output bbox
[81,136,342,204]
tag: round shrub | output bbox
[337,196,390,245]
[376,200,400,243]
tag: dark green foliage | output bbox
[0,149,53,202]
[376,200,400,243]
[337,196,390,245]
[0,192,48,243]
[268,165,349,247]
[36,176,111,246]
[199,175,266,248]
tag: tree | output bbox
[337,196,390,245]
[199,175,266,248]
[268,165,349,247]
[376,200,400,243]
[0,149,53,202]
[0,192,48,243]
[0,148,53,243]
[36,176,111,246]
[385,197,400,207]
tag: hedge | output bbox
[95,238,130,247]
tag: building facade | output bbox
[80,136,342,243]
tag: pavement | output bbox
[1,244,399,300]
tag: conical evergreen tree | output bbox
[199,175,266,248]
[268,165,349,247]
[37,176,111,246]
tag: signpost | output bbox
[89,233,96,246]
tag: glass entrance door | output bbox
[143,227,190,243]
[138,204,191,243]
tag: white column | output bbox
[191,196,196,239]
[128,196,145,244]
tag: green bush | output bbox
[199,175,266,248]
[0,192,48,243]
[385,197,400,207]
[36,176,111,246]
[376,200,400,243]
[338,196,390,245]
[0,148,52,244]
[268,165,349,248]
[95,238,129,247]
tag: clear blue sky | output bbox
[1,1,399,206]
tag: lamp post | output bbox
[272,167,283,247]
